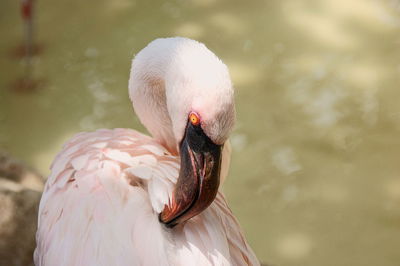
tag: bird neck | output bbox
[128,51,179,154]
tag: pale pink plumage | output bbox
[35,37,259,266]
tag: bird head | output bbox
[129,37,235,227]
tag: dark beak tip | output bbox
[158,212,175,228]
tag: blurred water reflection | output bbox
[1,0,400,265]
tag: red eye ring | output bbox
[189,112,200,126]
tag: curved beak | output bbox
[159,121,222,228]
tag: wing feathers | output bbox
[35,128,259,266]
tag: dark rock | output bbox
[0,152,44,266]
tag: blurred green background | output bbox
[1,0,400,265]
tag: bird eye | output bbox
[189,112,200,126]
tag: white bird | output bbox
[34,37,259,266]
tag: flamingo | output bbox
[34,37,260,266]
